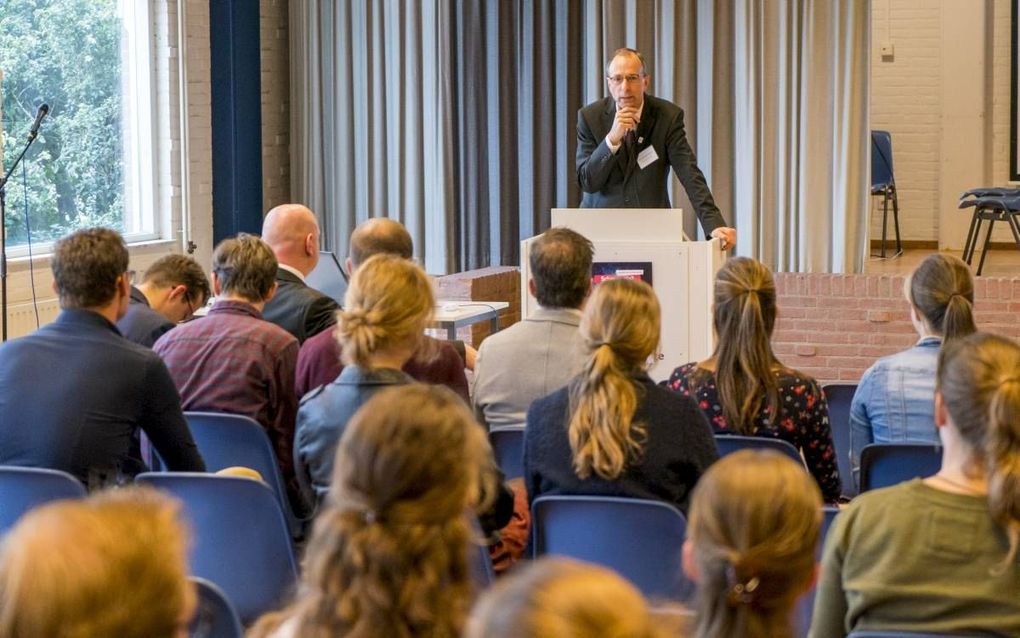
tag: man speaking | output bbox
[576,47,736,250]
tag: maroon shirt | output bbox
[295,329,470,403]
[153,300,299,497]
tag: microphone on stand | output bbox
[27,104,49,142]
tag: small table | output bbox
[432,301,509,340]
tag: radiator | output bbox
[3,299,61,339]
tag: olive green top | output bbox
[810,479,1020,637]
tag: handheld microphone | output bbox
[28,104,49,141]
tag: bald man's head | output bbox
[261,204,321,276]
[348,218,413,270]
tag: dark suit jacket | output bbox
[576,95,727,235]
[116,286,175,348]
[0,309,205,486]
[261,268,340,344]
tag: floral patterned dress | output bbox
[667,363,842,502]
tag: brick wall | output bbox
[260,0,290,212]
[442,267,1020,385]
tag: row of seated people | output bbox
[2,321,1016,638]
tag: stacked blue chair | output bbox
[822,383,858,498]
[190,577,244,638]
[0,466,85,535]
[531,495,692,601]
[489,426,525,480]
[182,412,306,538]
[958,187,1020,275]
[714,435,805,468]
[136,473,298,625]
[859,443,943,492]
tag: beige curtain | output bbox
[290,0,869,274]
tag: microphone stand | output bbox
[0,123,44,342]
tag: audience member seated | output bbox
[250,385,496,638]
[117,254,210,347]
[0,228,204,487]
[154,234,299,504]
[473,227,592,429]
[810,333,1020,637]
[260,204,340,344]
[525,278,717,514]
[0,487,195,638]
[467,557,673,638]
[849,253,977,486]
[667,257,842,503]
[684,449,822,638]
[295,217,469,402]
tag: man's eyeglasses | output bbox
[606,73,645,85]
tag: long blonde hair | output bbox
[907,253,976,343]
[0,487,192,638]
[687,450,822,638]
[250,385,496,638]
[937,332,1020,565]
[569,278,660,480]
[694,257,781,434]
[336,253,435,367]
[466,557,671,638]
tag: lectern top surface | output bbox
[551,208,688,242]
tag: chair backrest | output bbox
[871,130,895,189]
[0,466,86,535]
[190,577,244,638]
[713,435,805,467]
[531,495,691,601]
[822,383,858,498]
[794,505,841,637]
[136,472,298,625]
[489,426,525,480]
[182,412,301,537]
[859,444,943,492]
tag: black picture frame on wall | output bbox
[1012,0,1020,180]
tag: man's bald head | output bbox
[348,218,414,270]
[261,204,321,276]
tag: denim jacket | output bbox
[849,336,942,487]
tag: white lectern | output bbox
[520,209,725,381]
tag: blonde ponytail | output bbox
[568,279,659,480]
[337,254,434,368]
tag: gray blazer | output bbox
[576,94,727,235]
[472,306,586,430]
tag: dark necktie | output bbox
[623,129,637,164]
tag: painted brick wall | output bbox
[442,268,1020,386]
[260,0,290,212]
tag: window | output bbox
[0,0,160,254]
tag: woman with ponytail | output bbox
[251,385,496,638]
[524,278,717,513]
[849,253,977,486]
[811,333,1020,637]
[667,257,841,502]
[684,450,822,638]
[294,253,436,512]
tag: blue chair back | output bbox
[822,383,857,498]
[0,466,86,535]
[872,130,895,190]
[183,412,302,536]
[190,577,243,638]
[859,444,943,492]
[531,495,691,601]
[714,435,805,467]
[794,505,841,637]
[489,426,525,480]
[136,472,298,625]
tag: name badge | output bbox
[637,145,659,169]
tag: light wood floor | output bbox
[863,248,1020,278]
